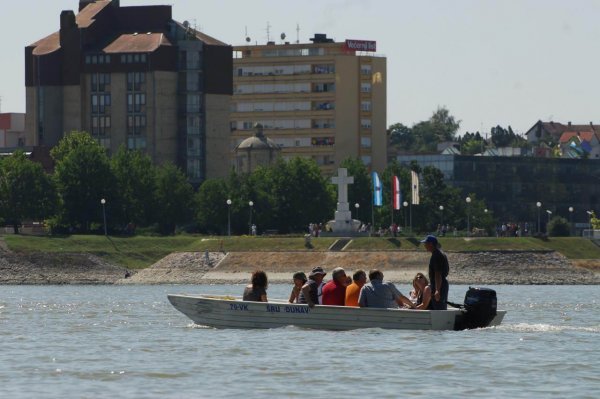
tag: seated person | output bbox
[288,271,307,303]
[299,267,327,307]
[242,270,268,302]
[322,267,348,306]
[345,269,367,307]
[358,269,415,309]
[412,272,432,310]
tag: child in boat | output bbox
[288,271,307,303]
[243,270,268,302]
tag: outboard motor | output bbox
[456,287,497,330]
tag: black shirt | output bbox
[428,248,449,290]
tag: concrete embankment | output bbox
[118,250,600,285]
[1,238,599,285]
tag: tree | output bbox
[269,157,334,233]
[154,163,195,235]
[429,106,460,142]
[0,152,57,233]
[547,216,570,237]
[195,178,230,234]
[388,123,415,150]
[51,131,116,232]
[111,146,157,227]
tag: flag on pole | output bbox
[411,171,420,205]
[392,176,401,210]
[372,172,382,206]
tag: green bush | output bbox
[548,216,570,237]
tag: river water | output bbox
[0,284,598,398]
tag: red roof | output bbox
[559,131,599,143]
[30,1,111,55]
[76,0,111,28]
[103,33,171,53]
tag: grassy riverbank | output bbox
[3,234,600,269]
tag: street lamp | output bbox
[354,203,360,220]
[100,198,107,236]
[226,199,232,237]
[248,200,254,235]
[568,206,574,236]
[587,210,594,230]
[536,202,542,233]
[546,210,552,232]
[439,205,444,227]
[466,197,471,236]
[403,201,409,233]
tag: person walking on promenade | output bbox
[420,235,449,310]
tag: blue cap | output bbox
[420,235,438,244]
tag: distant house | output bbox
[481,147,525,157]
[558,131,600,159]
[525,120,600,144]
[0,113,26,148]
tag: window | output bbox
[361,101,371,112]
[361,119,372,129]
[92,94,111,113]
[91,116,111,135]
[127,72,145,91]
[361,137,372,148]
[314,83,335,93]
[91,73,111,92]
[361,82,372,93]
[313,64,335,74]
[361,64,372,75]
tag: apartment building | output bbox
[25,0,232,183]
[230,34,387,175]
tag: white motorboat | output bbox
[168,288,506,331]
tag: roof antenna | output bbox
[266,21,271,42]
[245,26,251,43]
[296,23,300,44]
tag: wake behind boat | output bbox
[168,287,506,331]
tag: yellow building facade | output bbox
[230,34,387,175]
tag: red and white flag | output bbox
[392,176,401,210]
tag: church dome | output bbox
[235,123,279,151]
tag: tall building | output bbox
[230,34,387,175]
[25,0,232,183]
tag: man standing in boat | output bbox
[421,235,449,310]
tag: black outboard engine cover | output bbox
[461,287,497,329]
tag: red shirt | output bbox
[321,280,346,306]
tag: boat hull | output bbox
[168,294,506,331]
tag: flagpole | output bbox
[410,202,413,236]
[371,180,375,236]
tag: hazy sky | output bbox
[2,0,599,134]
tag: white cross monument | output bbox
[331,168,354,233]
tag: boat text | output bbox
[229,303,249,311]
[266,305,310,314]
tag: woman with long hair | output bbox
[243,270,268,302]
[412,272,432,310]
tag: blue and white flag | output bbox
[372,172,382,206]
